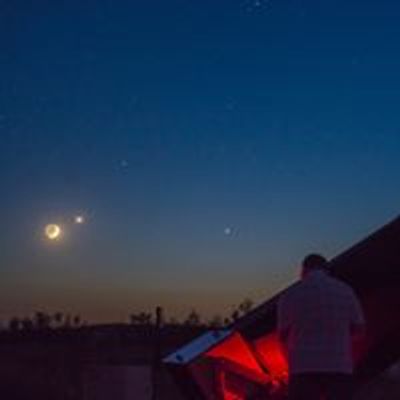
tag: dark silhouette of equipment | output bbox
[164,216,400,399]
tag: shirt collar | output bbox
[304,269,327,280]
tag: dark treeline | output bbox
[2,298,254,333]
[6,311,83,333]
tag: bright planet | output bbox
[45,224,62,240]
[74,215,84,224]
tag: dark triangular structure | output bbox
[164,215,400,399]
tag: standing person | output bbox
[277,254,365,400]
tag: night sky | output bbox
[2,0,400,323]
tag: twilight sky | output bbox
[1,0,400,323]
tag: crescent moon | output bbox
[45,224,62,240]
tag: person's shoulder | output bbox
[327,275,357,296]
[279,281,304,303]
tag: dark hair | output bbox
[302,253,328,271]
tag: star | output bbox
[244,0,270,13]
[224,99,236,111]
[224,227,233,236]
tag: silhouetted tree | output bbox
[73,315,81,327]
[21,317,34,331]
[9,317,21,332]
[230,298,254,323]
[53,312,64,327]
[238,298,253,315]
[231,310,240,322]
[208,315,223,329]
[140,312,152,325]
[130,311,152,325]
[34,311,51,330]
[168,317,179,325]
[155,306,163,327]
[63,314,72,328]
[184,310,201,326]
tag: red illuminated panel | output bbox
[186,332,269,400]
[253,333,288,385]
[188,332,289,399]
[206,332,266,377]
[190,356,267,400]
[216,365,259,400]
[189,358,218,400]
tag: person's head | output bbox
[301,253,328,278]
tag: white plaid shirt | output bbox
[277,270,365,374]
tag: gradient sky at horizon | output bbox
[1,0,400,323]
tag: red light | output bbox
[207,332,266,376]
[253,333,289,386]
[189,331,289,399]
